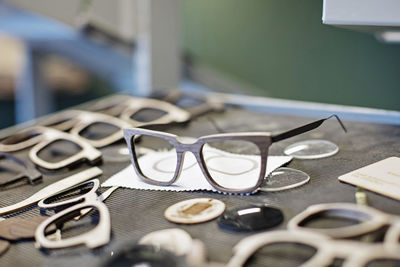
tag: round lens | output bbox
[259,168,310,192]
[284,139,339,159]
[202,140,262,191]
[218,205,283,232]
[134,135,177,183]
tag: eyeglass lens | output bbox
[134,135,177,182]
[259,167,310,192]
[202,140,262,190]
[284,139,339,159]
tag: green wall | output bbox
[182,0,400,111]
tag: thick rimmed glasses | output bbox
[123,115,346,194]
[228,229,400,267]
[87,95,191,126]
[0,126,101,170]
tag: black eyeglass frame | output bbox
[124,115,346,194]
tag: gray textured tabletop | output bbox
[0,99,399,266]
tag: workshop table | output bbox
[0,93,399,266]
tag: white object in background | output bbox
[323,0,400,43]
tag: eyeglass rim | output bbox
[28,127,102,170]
[38,179,100,211]
[123,128,271,194]
[287,202,391,239]
[35,199,111,249]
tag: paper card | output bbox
[102,146,292,193]
[338,157,400,200]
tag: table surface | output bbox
[0,95,399,266]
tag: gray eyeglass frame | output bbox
[124,128,271,194]
[124,115,347,194]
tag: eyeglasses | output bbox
[123,115,347,194]
[149,90,225,118]
[35,178,111,249]
[0,126,101,170]
[0,152,42,186]
[87,94,191,126]
[40,109,132,148]
[228,229,400,267]
[287,202,400,240]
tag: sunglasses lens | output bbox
[244,242,317,267]
[202,140,262,190]
[218,205,283,232]
[37,139,82,163]
[130,108,168,123]
[79,122,120,141]
[134,135,177,182]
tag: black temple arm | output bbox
[271,115,347,143]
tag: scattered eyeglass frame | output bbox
[40,110,132,148]
[149,90,225,118]
[0,167,102,216]
[35,178,111,249]
[0,126,101,170]
[87,95,191,126]
[228,229,400,267]
[0,152,42,186]
[124,115,347,194]
[287,202,400,240]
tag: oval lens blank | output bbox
[284,140,339,159]
[135,135,177,183]
[259,167,310,192]
[202,140,261,190]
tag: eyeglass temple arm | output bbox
[271,115,347,143]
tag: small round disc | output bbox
[217,205,283,232]
[164,198,225,224]
[259,167,310,192]
[284,139,339,159]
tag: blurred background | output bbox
[1,0,399,129]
